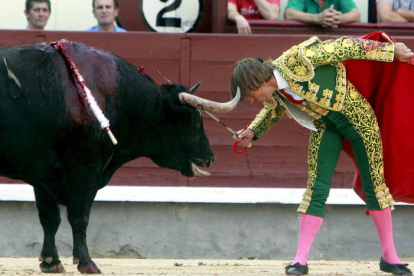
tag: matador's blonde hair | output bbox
[230,58,275,101]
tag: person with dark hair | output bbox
[230,36,414,275]
[24,0,51,30]
[87,0,126,32]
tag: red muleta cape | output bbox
[342,31,414,204]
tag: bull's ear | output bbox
[189,82,201,94]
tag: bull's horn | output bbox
[179,87,240,113]
[189,82,201,94]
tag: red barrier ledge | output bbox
[226,20,414,36]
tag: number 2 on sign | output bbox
[156,0,182,28]
[141,0,202,33]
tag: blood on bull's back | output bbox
[0,43,116,183]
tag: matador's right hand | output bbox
[233,128,254,148]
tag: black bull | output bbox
[0,41,235,273]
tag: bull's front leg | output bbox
[67,191,101,274]
[34,188,66,273]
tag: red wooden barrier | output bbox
[5,29,411,189]
[226,20,414,36]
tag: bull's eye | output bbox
[194,110,202,129]
[194,119,201,129]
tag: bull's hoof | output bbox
[77,262,102,274]
[73,257,80,264]
[39,261,66,273]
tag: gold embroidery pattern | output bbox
[298,120,326,213]
[298,84,394,213]
[289,82,304,96]
[264,97,278,109]
[306,64,345,111]
[308,81,320,93]
[321,89,333,108]
[298,101,330,119]
[332,63,347,110]
[303,89,315,101]
[276,37,394,112]
[304,37,394,67]
[248,97,285,140]
[276,36,320,82]
[341,84,394,209]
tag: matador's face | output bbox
[246,80,275,104]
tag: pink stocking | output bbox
[292,213,323,265]
[369,207,402,264]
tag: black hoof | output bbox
[39,261,66,273]
[78,261,102,274]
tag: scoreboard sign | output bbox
[142,0,203,33]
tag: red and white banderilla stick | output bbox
[51,39,118,145]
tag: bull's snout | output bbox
[207,155,216,167]
[190,154,216,177]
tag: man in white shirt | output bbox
[24,0,51,30]
[87,0,126,32]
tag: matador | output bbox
[230,36,414,275]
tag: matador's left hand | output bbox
[395,42,414,65]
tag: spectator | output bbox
[284,0,361,28]
[227,0,280,34]
[87,0,126,32]
[24,0,51,30]
[377,0,414,22]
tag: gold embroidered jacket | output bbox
[249,36,395,140]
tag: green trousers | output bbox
[298,84,394,217]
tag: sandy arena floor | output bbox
[0,257,413,276]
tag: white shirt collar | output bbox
[273,68,304,101]
[273,69,289,90]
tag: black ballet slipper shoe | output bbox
[285,262,309,275]
[380,257,413,275]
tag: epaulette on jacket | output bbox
[274,36,320,82]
